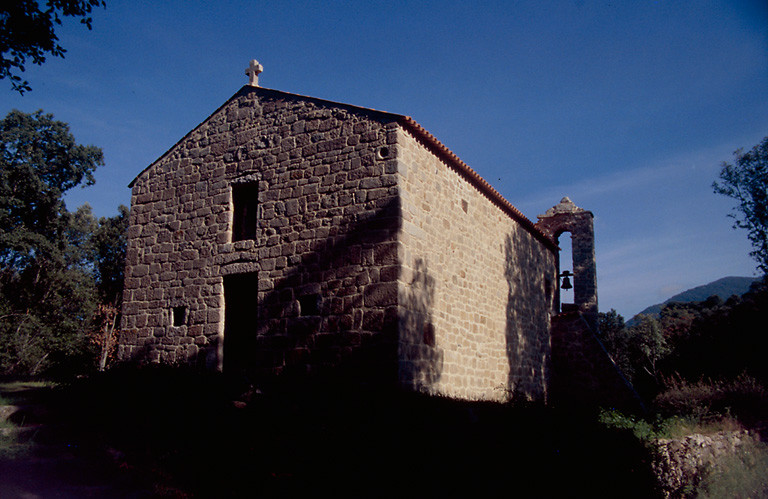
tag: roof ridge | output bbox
[129,86,557,250]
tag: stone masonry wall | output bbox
[536,198,598,329]
[653,429,764,497]
[396,128,558,401]
[119,87,402,383]
[119,85,560,397]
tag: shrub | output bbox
[653,374,767,424]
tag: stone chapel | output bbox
[118,61,607,403]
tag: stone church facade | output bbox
[118,62,587,402]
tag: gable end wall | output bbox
[119,90,402,382]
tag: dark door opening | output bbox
[223,272,259,378]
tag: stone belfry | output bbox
[536,197,598,330]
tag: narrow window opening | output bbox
[232,182,259,241]
[172,306,186,327]
[298,294,321,316]
[545,276,553,305]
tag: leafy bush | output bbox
[598,408,664,442]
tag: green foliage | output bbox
[90,204,128,304]
[714,136,768,274]
[598,308,635,380]
[0,109,102,268]
[627,315,669,387]
[0,109,122,376]
[599,310,669,396]
[0,207,100,375]
[601,277,768,405]
[598,308,625,345]
[0,1,106,94]
[600,286,768,497]
[599,406,748,447]
[598,408,664,443]
[659,278,768,385]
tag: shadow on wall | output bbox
[399,258,443,391]
[121,196,403,393]
[505,234,551,402]
[223,195,402,390]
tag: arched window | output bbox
[557,231,574,310]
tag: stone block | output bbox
[364,282,398,307]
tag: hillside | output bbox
[629,276,760,323]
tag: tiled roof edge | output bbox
[397,116,558,251]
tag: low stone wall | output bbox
[652,429,763,497]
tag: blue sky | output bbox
[1,0,766,318]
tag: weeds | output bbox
[598,408,663,442]
[597,408,744,444]
[653,374,767,424]
[600,374,768,498]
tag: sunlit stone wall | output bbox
[396,128,558,401]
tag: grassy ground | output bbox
[9,368,767,497]
[0,380,53,459]
[0,379,160,497]
[0,368,663,498]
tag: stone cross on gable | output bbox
[245,60,263,87]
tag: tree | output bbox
[90,205,127,304]
[597,310,669,396]
[598,309,630,372]
[89,205,128,370]
[0,109,102,265]
[0,109,104,375]
[1,0,106,94]
[713,136,768,274]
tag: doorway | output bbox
[223,272,259,377]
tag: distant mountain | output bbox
[628,276,760,325]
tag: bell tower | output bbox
[536,197,598,331]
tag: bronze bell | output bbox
[559,270,573,290]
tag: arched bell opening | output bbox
[536,197,598,329]
[555,230,576,313]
